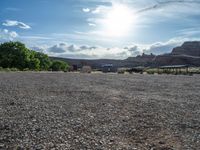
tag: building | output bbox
[101,64,117,73]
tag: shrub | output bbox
[50,60,69,72]
[117,68,125,74]
[146,70,155,74]
[10,68,19,71]
[23,68,30,71]
[34,52,51,70]
[4,68,11,72]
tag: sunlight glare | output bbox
[102,3,135,37]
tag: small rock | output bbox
[10,102,15,105]
[159,141,165,145]
[0,144,5,148]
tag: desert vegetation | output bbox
[145,67,200,75]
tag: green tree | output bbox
[0,42,30,69]
[0,41,69,71]
[34,52,51,70]
[29,51,40,70]
[50,60,69,71]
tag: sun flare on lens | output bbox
[102,3,135,37]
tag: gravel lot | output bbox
[0,72,200,150]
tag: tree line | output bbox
[0,42,69,71]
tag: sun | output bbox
[102,3,135,37]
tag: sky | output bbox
[0,0,200,59]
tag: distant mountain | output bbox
[152,41,200,66]
[152,54,200,66]
[50,41,200,68]
[172,41,200,57]
[125,53,156,67]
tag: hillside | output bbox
[172,41,200,56]
[152,41,200,66]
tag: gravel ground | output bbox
[0,72,200,150]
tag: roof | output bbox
[159,65,188,69]
[102,64,113,67]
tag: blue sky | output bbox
[0,0,200,59]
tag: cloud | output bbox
[46,42,131,59]
[30,47,45,53]
[80,45,89,50]
[126,46,142,56]
[9,31,18,38]
[82,8,90,12]
[0,29,18,42]
[48,44,66,53]
[88,23,96,27]
[135,0,200,14]
[5,7,21,11]
[91,5,109,14]
[117,39,185,57]
[80,45,97,50]
[144,38,186,55]
[56,53,96,59]
[47,43,99,54]
[122,37,198,57]
[176,27,200,37]
[67,45,78,52]
[2,20,31,29]
[48,43,79,53]
[19,36,52,41]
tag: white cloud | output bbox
[3,29,9,34]
[48,43,80,53]
[0,29,18,41]
[143,37,200,55]
[144,42,179,55]
[46,42,132,59]
[5,7,21,11]
[20,35,52,40]
[30,46,45,53]
[91,5,109,14]
[176,27,200,37]
[88,23,96,27]
[2,20,31,29]
[82,8,90,12]
[9,31,18,38]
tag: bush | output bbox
[10,68,19,71]
[117,68,125,74]
[0,67,19,72]
[50,60,69,72]
[4,68,11,72]
[146,70,155,74]
[34,52,51,70]
[23,68,30,71]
